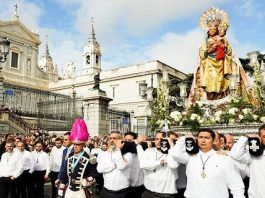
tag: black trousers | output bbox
[127,185,146,198]
[0,177,17,198]
[176,188,186,198]
[100,187,128,198]
[32,170,46,198]
[141,190,178,198]
[49,171,59,198]
[17,169,34,198]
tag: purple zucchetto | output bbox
[69,119,90,143]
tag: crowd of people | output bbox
[0,120,264,198]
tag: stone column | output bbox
[83,89,112,137]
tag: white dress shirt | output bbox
[230,136,265,198]
[17,149,35,173]
[32,150,50,175]
[169,137,245,198]
[50,146,64,172]
[129,153,144,187]
[97,150,132,191]
[91,148,102,157]
[140,147,179,194]
[0,151,23,178]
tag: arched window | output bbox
[96,55,99,64]
[86,55,90,64]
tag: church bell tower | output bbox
[83,18,102,75]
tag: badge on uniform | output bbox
[161,139,170,154]
[185,137,199,154]
[248,137,263,157]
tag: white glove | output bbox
[58,184,65,196]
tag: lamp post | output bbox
[0,37,10,105]
[168,82,188,108]
[0,37,10,65]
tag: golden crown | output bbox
[199,7,229,31]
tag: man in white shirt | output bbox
[49,137,64,198]
[0,141,23,198]
[124,132,145,198]
[31,141,50,198]
[16,141,35,198]
[230,124,265,198]
[169,128,245,198]
[97,130,132,198]
[140,131,179,198]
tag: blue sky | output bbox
[0,0,264,75]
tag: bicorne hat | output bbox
[69,119,90,143]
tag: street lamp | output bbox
[169,82,188,108]
[0,37,11,65]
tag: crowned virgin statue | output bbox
[188,7,258,106]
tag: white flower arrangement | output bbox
[228,107,238,115]
[170,111,182,122]
[168,98,265,130]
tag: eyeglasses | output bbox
[155,138,163,141]
[109,137,120,140]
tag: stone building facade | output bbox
[0,10,187,136]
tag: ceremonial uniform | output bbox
[170,137,245,198]
[59,119,99,198]
[61,151,99,198]
[230,136,265,198]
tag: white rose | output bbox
[215,116,221,122]
[253,115,258,120]
[215,110,223,116]
[229,108,238,115]
[190,113,197,120]
[195,101,203,107]
[229,119,235,123]
[242,108,251,115]
[260,117,265,123]
[239,115,244,120]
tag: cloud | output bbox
[144,28,204,74]
[238,0,265,18]
[54,0,224,71]
[0,0,43,31]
